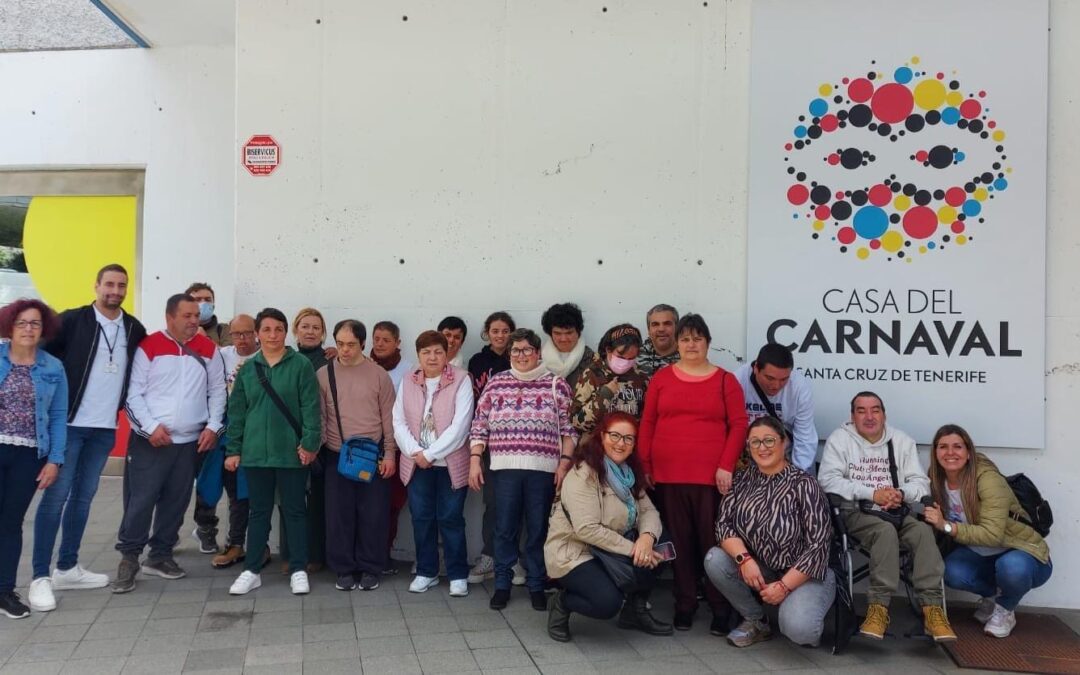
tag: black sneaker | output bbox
[710,613,730,636]
[490,588,510,610]
[358,572,380,591]
[192,527,219,555]
[336,574,357,591]
[674,611,694,631]
[530,591,547,611]
[111,558,139,594]
[0,591,30,619]
[141,559,186,580]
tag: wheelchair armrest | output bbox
[825,493,852,539]
[826,493,845,508]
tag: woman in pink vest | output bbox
[392,330,475,598]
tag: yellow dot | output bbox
[906,258,913,263]
[881,230,904,253]
[937,206,957,224]
[946,91,964,107]
[893,194,911,211]
[914,79,947,110]
[819,83,833,96]
[856,247,870,260]
[956,235,968,245]
[919,245,928,254]
[1006,167,1013,174]
[812,220,825,231]
[992,130,1006,142]
[911,56,921,65]
[973,188,989,202]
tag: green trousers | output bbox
[842,504,944,607]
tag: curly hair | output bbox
[0,298,60,341]
[573,412,647,498]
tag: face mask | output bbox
[198,301,215,323]
[608,354,635,375]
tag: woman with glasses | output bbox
[704,416,834,648]
[0,299,67,619]
[545,412,671,642]
[469,328,576,611]
[570,324,649,438]
[638,313,748,634]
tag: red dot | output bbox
[837,227,856,245]
[945,187,966,207]
[868,184,892,206]
[842,77,850,84]
[951,221,965,234]
[987,120,996,129]
[978,90,986,98]
[835,191,845,200]
[785,143,793,150]
[815,205,831,220]
[936,72,944,80]
[787,184,809,205]
[848,78,874,103]
[827,154,840,166]
[959,99,982,119]
[915,150,928,162]
[871,83,915,124]
[869,239,881,250]
[820,114,839,132]
[902,206,937,239]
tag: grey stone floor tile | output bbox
[98,606,153,623]
[302,606,353,625]
[400,600,452,619]
[301,622,355,643]
[70,637,136,660]
[195,612,251,633]
[0,662,65,675]
[593,655,714,674]
[471,646,533,670]
[457,612,510,633]
[524,642,588,666]
[51,594,110,611]
[416,649,479,673]
[626,632,691,658]
[57,657,127,675]
[25,626,89,645]
[9,642,78,663]
[349,589,401,608]
[352,604,402,622]
[480,668,538,675]
[188,630,250,651]
[203,600,253,614]
[353,619,409,639]
[181,646,244,671]
[243,643,302,666]
[84,621,144,641]
[301,639,360,662]
[104,594,158,610]
[304,658,365,674]
[130,634,191,655]
[0,628,34,647]
[244,665,302,675]
[142,616,200,636]
[463,629,520,649]
[359,653,422,674]
[410,631,468,654]
[300,595,351,610]
[250,610,302,627]
[247,625,302,646]
[149,602,205,620]
[253,597,302,613]
[404,615,460,634]
[40,609,101,626]
[156,590,209,606]
[356,635,413,658]
[121,653,185,674]
[538,665,597,675]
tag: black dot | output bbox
[898,251,905,258]
[840,148,863,169]
[833,95,843,104]
[968,119,983,133]
[808,126,822,139]
[315,18,321,24]
[840,246,848,253]
[890,214,901,224]
[949,80,960,90]
[812,233,819,239]
[927,145,954,169]
[902,183,917,196]
[851,190,868,206]
[597,259,603,265]
[602,6,607,11]
[796,172,806,181]
[402,15,408,20]
[904,241,911,247]
[837,110,849,121]
[905,114,925,132]
[810,185,832,205]
[957,119,969,129]
[794,141,805,149]
[788,167,796,174]
[877,123,892,137]
[933,189,945,200]
[868,72,876,80]
[831,201,852,220]
[925,110,941,125]
[890,183,902,193]
[313,258,319,263]
[914,190,931,206]
[964,182,976,193]
[981,171,994,184]
[943,235,951,242]
[848,105,872,127]
[869,123,878,131]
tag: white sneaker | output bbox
[511,561,526,586]
[973,596,997,623]
[408,575,439,593]
[290,571,310,595]
[52,565,109,590]
[467,554,494,584]
[449,580,469,597]
[984,604,1016,638]
[229,571,261,595]
[28,578,56,612]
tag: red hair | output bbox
[0,298,60,340]
[573,412,647,498]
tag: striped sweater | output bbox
[469,370,576,473]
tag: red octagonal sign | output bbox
[242,135,280,176]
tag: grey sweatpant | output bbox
[116,432,198,561]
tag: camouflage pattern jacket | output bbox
[570,353,649,437]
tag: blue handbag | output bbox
[328,360,383,483]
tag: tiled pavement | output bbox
[2,477,1075,674]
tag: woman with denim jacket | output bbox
[0,299,68,620]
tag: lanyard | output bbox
[98,322,121,371]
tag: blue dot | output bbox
[941,107,960,125]
[962,199,982,217]
[853,206,889,240]
[809,99,828,117]
[928,241,936,249]
[792,213,799,219]
[894,67,913,84]
[994,177,1008,191]
[954,151,966,162]
[794,125,808,138]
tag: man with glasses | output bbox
[28,264,147,612]
[735,343,818,472]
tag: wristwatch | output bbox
[735,552,753,566]
[943,522,954,535]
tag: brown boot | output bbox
[859,603,889,639]
[212,546,246,569]
[923,605,957,642]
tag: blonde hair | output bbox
[928,424,980,524]
[292,307,327,338]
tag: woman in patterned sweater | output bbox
[704,416,834,648]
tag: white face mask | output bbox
[607,354,635,375]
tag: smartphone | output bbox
[653,541,676,562]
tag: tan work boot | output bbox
[212,546,246,569]
[923,605,957,642]
[859,603,889,639]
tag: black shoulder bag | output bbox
[857,439,910,528]
[253,361,302,440]
[560,499,639,592]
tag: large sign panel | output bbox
[747,0,1048,447]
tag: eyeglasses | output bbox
[509,347,536,357]
[14,320,43,330]
[747,436,781,450]
[229,331,255,339]
[605,431,636,446]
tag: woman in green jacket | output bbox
[224,308,322,596]
[923,424,1051,639]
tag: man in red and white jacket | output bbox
[111,293,226,594]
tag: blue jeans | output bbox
[493,469,554,592]
[33,426,115,579]
[408,466,468,581]
[1,444,47,593]
[944,545,1053,611]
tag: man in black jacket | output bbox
[27,264,147,613]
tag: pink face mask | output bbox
[607,354,635,375]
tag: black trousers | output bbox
[324,452,390,576]
[654,483,729,616]
[560,558,658,619]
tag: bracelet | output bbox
[470,454,483,459]
[776,579,792,595]
[560,454,573,462]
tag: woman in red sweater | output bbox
[638,313,748,634]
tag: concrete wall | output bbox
[0,45,235,325]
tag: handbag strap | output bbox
[749,372,779,420]
[254,361,302,439]
[886,439,899,489]
[328,359,346,448]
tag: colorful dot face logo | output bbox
[784,57,1011,262]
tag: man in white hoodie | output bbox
[818,391,956,642]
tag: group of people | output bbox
[0,266,1053,654]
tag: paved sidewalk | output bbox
[1,477,1072,674]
